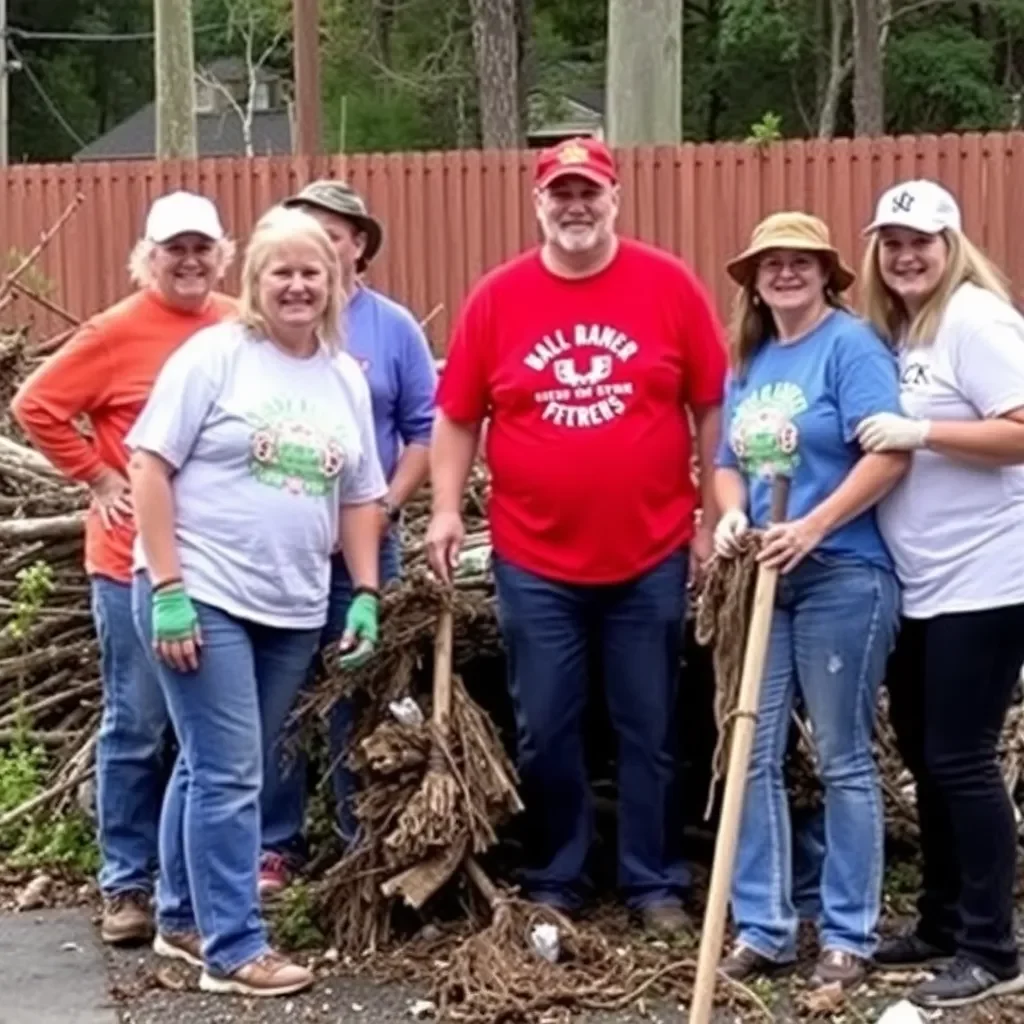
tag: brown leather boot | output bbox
[100,891,154,945]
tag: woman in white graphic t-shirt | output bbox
[126,207,387,1000]
[857,179,1024,1010]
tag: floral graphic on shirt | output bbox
[729,382,807,480]
[246,397,346,497]
[522,324,639,428]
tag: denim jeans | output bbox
[131,572,320,974]
[730,556,899,961]
[492,548,689,911]
[261,534,401,856]
[91,576,171,897]
[886,605,1024,977]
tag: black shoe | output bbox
[910,956,1024,1008]
[874,931,953,968]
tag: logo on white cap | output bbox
[865,179,962,235]
[145,191,225,244]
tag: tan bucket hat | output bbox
[726,211,855,292]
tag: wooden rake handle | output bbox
[688,474,791,1024]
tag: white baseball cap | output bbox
[864,179,962,235]
[144,191,225,243]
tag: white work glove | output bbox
[713,509,749,558]
[856,412,930,452]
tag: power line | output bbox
[7,42,85,147]
[7,24,220,43]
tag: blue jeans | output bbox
[91,576,171,897]
[261,535,401,856]
[492,549,689,911]
[730,556,899,961]
[131,572,320,974]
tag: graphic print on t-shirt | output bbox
[729,381,806,480]
[247,396,346,497]
[523,323,639,429]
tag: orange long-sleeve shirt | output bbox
[12,288,238,583]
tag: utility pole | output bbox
[606,0,682,145]
[154,0,197,159]
[0,0,8,166]
[292,0,321,154]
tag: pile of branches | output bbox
[0,334,97,832]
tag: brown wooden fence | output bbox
[3,132,1024,350]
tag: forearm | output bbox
[128,453,181,585]
[713,467,747,515]
[387,442,429,508]
[925,417,1024,467]
[431,412,481,515]
[693,405,722,528]
[808,452,908,535]
[12,403,106,484]
[338,503,381,590]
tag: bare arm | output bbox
[127,451,182,586]
[338,502,381,591]
[692,403,722,530]
[431,411,481,515]
[924,409,1024,467]
[713,466,748,515]
[806,452,909,535]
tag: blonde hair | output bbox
[727,255,851,377]
[861,229,1011,347]
[238,206,344,353]
[127,236,236,289]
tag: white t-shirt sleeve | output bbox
[337,353,388,506]
[125,326,225,468]
[948,291,1024,418]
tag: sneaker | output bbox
[719,942,792,982]
[200,950,314,997]
[910,955,1024,1008]
[153,930,203,968]
[258,852,291,898]
[100,891,154,945]
[812,949,868,989]
[639,902,692,939]
[874,930,954,969]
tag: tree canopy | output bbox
[7,0,1024,162]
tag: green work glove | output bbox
[337,591,379,670]
[152,582,199,643]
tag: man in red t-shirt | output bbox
[426,138,727,933]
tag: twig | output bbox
[9,281,80,326]
[0,513,85,543]
[0,753,94,828]
[0,194,86,305]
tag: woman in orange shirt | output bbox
[11,191,236,948]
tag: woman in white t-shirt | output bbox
[856,180,1024,1009]
[126,207,387,998]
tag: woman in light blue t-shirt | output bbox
[711,212,908,991]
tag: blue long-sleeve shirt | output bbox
[344,286,438,481]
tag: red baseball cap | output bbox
[534,137,618,190]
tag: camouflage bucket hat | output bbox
[283,179,383,271]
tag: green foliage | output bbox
[268,881,325,951]
[3,562,55,642]
[886,26,1006,134]
[746,111,784,145]
[0,560,98,875]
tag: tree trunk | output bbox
[154,0,197,158]
[469,0,520,149]
[851,0,884,135]
[515,0,535,141]
[817,0,848,138]
[606,0,682,145]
